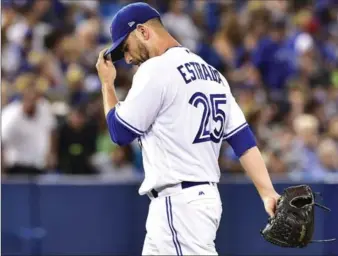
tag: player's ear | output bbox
[136,24,149,40]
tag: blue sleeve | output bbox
[226,125,257,158]
[106,108,139,146]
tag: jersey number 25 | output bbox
[189,92,227,144]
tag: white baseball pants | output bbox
[142,183,222,255]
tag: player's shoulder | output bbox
[134,55,167,79]
[2,100,21,115]
[130,56,169,94]
[2,100,22,125]
[135,47,188,76]
[191,51,231,86]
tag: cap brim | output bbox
[104,34,128,62]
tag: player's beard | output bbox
[133,40,150,66]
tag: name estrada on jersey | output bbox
[106,47,256,195]
[177,60,224,85]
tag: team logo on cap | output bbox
[128,21,135,27]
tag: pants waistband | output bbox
[148,181,216,199]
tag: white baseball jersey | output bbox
[115,46,247,195]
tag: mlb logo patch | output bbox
[198,191,205,196]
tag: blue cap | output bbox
[104,2,161,62]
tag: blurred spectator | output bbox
[1,28,34,77]
[265,148,288,174]
[326,80,338,118]
[252,15,296,98]
[1,76,57,175]
[5,0,52,53]
[328,116,338,144]
[317,138,338,174]
[213,12,244,69]
[1,80,9,107]
[287,85,307,123]
[43,28,69,88]
[162,0,201,52]
[75,17,101,70]
[65,63,89,105]
[244,6,271,52]
[289,114,322,179]
[264,0,289,18]
[56,104,98,175]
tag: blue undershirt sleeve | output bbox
[106,108,139,146]
[226,125,257,158]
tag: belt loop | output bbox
[150,189,158,198]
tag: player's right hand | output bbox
[96,48,117,86]
[262,192,280,218]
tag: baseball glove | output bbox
[260,184,336,248]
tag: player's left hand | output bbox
[96,48,117,86]
[262,192,281,218]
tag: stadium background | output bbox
[1,0,338,255]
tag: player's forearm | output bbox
[101,83,119,117]
[239,146,276,198]
[101,83,137,146]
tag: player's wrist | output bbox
[101,83,117,95]
[101,82,115,88]
[258,187,279,200]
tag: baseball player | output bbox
[96,2,280,255]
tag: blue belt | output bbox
[150,181,211,198]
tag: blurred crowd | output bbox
[1,0,338,182]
